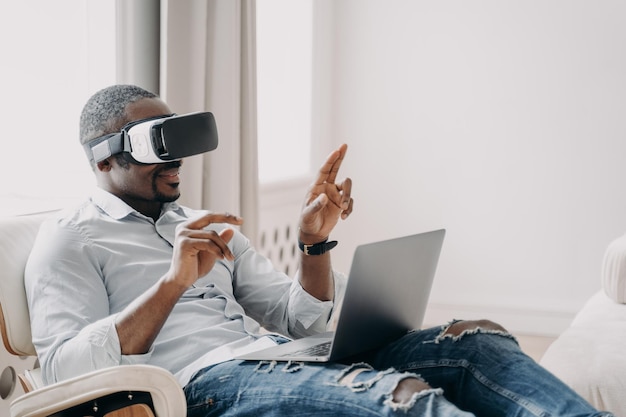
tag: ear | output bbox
[96,158,112,172]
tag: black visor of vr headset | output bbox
[84,111,218,164]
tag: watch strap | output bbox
[298,239,338,255]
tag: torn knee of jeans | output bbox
[447,319,508,335]
[335,363,394,392]
[435,319,515,343]
[282,361,304,373]
[384,374,443,412]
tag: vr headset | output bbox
[84,112,218,164]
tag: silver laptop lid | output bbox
[329,229,446,359]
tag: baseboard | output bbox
[423,303,576,337]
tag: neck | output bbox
[132,201,163,222]
[106,188,163,221]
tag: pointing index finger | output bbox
[315,144,348,185]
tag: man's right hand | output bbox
[167,212,244,288]
[116,212,243,355]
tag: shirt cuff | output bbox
[53,314,153,383]
[288,270,348,331]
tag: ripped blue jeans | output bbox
[183,320,613,417]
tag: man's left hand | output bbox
[299,143,353,244]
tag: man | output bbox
[25,84,612,416]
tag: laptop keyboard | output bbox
[281,341,331,357]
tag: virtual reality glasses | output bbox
[84,112,218,164]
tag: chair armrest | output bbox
[10,365,186,417]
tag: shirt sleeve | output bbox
[231,229,348,339]
[286,269,348,337]
[24,217,150,385]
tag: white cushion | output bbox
[0,212,53,356]
[541,291,626,415]
[601,234,626,303]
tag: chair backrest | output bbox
[0,212,54,357]
[602,233,626,304]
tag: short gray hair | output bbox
[79,84,157,145]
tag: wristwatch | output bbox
[298,238,338,255]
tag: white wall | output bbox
[322,0,626,335]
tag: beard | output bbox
[154,188,180,203]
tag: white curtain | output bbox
[160,0,259,246]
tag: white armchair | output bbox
[540,233,626,416]
[0,212,187,417]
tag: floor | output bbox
[515,333,556,362]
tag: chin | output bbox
[154,183,181,203]
[156,192,181,203]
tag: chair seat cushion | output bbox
[540,291,626,415]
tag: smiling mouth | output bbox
[156,167,180,182]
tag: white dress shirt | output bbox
[25,188,346,386]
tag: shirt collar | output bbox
[90,187,182,220]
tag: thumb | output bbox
[219,227,236,244]
[304,193,328,217]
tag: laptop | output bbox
[235,229,446,362]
